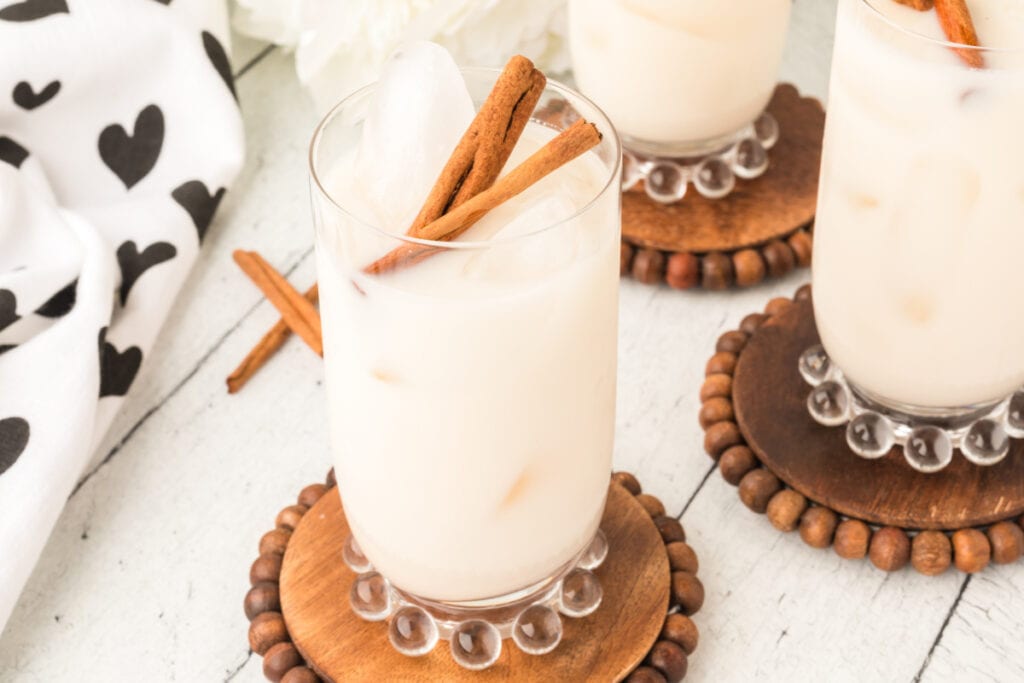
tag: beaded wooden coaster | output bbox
[244,471,704,683]
[621,84,822,289]
[699,285,1024,575]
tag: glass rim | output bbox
[860,0,1021,56]
[308,66,623,252]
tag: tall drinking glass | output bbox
[309,70,621,666]
[808,0,1024,472]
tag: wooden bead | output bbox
[666,253,700,290]
[276,505,308,531]
[666,542,699,574]
[952,528,991,573]
[911,530,952,576]
[298,483,328,508]
[700,374,732,402]
[260,529,292,557]
[794,282,812,302]
[263,642,303,683]
[671,571,705,615]
[636,494,666,518]
[704,421,742,458]
[250,553,283,585]
[648,640,688,683]
[633,248,666,285]
[799,507,838,549]
[654,516,686,544]
[281,667,319,683]
[715,331,748,354]
[987,521,1024,564]
[719,446,757,486]
[764,297,793,317]
[612,471,642,496]
[661,612,699,655]
[762,239,796,278]
[620,242,635,276]
[248,611,288,655]
[705,351,737,377]
[701,252,734,290]
[869,527,911,571]
[245,581,282,620]
[739,313,767,335]
[833,519,871,560]
[787,230,813,267]
[698,397,734,430]
[628,666,667,683]
[738,468,781,513]
[325,467,336,488]
[732,249,766,287]
[766,489,808,532]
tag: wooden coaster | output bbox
[699,285,1024,575]
[243,471,704,683]
[621,84,822,289]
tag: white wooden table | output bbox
[1,3,1020,681]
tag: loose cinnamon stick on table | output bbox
[226,283,319,394]
[232,250,323,356]
[225,55,546,392]
[934,0,985,68]
[364,119,603,275]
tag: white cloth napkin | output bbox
[0,0,244,631]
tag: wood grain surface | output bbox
[622,84,823,254]
[279,483,670,682]
[733,299,1024,529]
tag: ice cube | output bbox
[355,42,475,232]
[461,195,580,280]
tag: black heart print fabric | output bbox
[0,0,244,629]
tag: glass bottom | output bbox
[621,111,779,204]
[345,530,608,669]
[799,344,1024,473]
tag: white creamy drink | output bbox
[312,46,620,602]
[568,0,792,151]
[813,0,1024,409]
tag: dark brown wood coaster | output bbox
[621,84,822,290]
[699,285,1024,575]
[244,471,704,682]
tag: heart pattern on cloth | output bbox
[116,241,177,306]
[0,417,30,477]
[12,80,61,110]
[35,279,77,318]
[97,328,142,398]
[202,31,235,101]
[98,104,164,189]
[0,136,29,168]
[0,290,20,333]
[172,180,225,242]
[0,0,67,22]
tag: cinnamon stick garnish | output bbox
[227,283,319,394]
[893,0,934,10]
[364,119,603,275]
[232,250,323,356]
[407,55,546,236]
[934,0,985,68]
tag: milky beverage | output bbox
[312,44,619,602]
[568,0,792,150]
[813,0,1024,410]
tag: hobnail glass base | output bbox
[622,111,779,204]
[800,344,1021,473]
[344,531,607,669]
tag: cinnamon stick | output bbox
[934,0,985,68]
[893,0,934,10]
[364,119,603,275]
[232,250,323,356]
[407,55,546,237]
[227,283,319,394]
